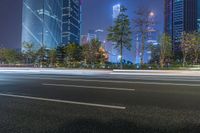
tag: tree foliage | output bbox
[36,46,47,67]
[0,48,21,64]
[159,33,172,68]
[48,48,57,67]
[63,43,82,63]
[191,32,200,64]
[133,7,155,65]
[180,32,193,66]
[82,39,108,66]
[22,42,36,64]
[107,6,132,69]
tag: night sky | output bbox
[0,0,164,49]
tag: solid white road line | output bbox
[130,81,200,87]
[14,75,200,84]
[9,75,200,83]
[43,83,135,92]
[40,78,200,87]
[7,76,200,87]
[111,72,184,76]
[0,93,126,110]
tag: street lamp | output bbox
[117,55,122,63]
[149,11,155,17]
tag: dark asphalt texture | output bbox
[0,72,200,133]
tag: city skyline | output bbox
[0,0,164,49]
[1,1,200,132]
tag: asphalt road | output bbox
[1,71,200,133]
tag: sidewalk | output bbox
[1,67,200,76]
[0,67,111,75]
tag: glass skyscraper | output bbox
[173,0,184,45]
[165,0,173,37]
[109,4,121,63]
[113,4,121,19]
[198,0,200,32]
[165,0,200,53]
[22,0,81,51]
[62,0,81,45]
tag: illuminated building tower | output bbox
[164,0,200,55]
[22,0,81,51]
[113,4,121,19]
[95,29,104,42]
[109,4,121,63]
[165,0,173,37]
[80,35,88,45]
[22,0,63,51]
[135,34,140,64]
[146,11,157,63]
[87,30,97,42]
[62,0,81,45]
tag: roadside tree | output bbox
[107,6,132,69]
[159,33,172,68]
[133,7,154,65]
[180,32,193,66]
[191,32,200,64]
[22,42,35,64]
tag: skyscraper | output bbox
[22,0,63,51]
[22,0,81,51]
[113,4,121,19]
[62,0,81,45]
[165,0,200,53]
[197,0,200,32]
[110,4,121,63]
[164,0,173,37]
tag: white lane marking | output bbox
[40,78,200,87]
[44,75,200,81]
[6,75,200,83]
[0,93,126,110]
[127,77,200,82]
[111,71,200,77]
[43,83,135,92]
[130,81,200,87]
[8,74,200,82]
[6,76,200,87]
[111,72,188,76]
[13,74,200,81]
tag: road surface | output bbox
[0,70,200,133]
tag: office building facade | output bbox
[113,4,121,19]
[110,4,121,63]
[165,0,200,53]
[62,0,81,45]
[22,0,81,51]
[164,0,173,36]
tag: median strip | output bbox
[0,93,126,110]
[43,83,135,92]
